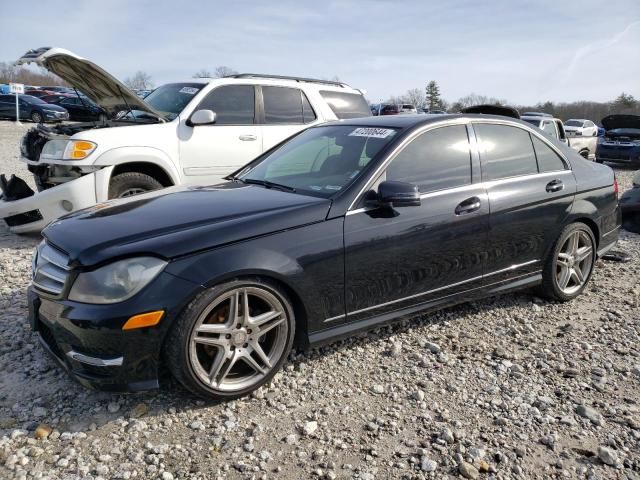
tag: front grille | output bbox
[33,243,70,295]
[39,322,64,360]
[4,209,43,227]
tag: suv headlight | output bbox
[68,257,166,304]
[40,139,97,161]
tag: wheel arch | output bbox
[111,162,175,187]
[572,217,600,248]
[93,147,181,187]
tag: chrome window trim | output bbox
[324,259,539,322]
[346,117,572,212]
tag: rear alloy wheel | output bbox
[108,172,163,199]
[31,111,43,123]
[165,279,295,399]
[539,223,596,301]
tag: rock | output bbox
[478,460,490,473]
[303,421,318,436]
[161,472,174,480]
[34,424,52,440]
[425,342,441,354]
[107,402,121,413]
[440,427,455,444]
[32,406,46,417]
[131,402,149,418]
[459,461,479,479]
[371,384,384,394]
[189,420,205,430]
[597,446,619,466]
[576,405,603,426]
[285,434,298,445]
[420,457,437,472]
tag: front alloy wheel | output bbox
[165,279,295,399]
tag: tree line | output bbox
[383,80,640,123]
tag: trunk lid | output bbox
[16,47,166,121]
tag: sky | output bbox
[1,0,639,105]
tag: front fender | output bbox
[92,146,181,185]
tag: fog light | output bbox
[61,200,73,212]
[122,310,164,330]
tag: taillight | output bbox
[613,177,619,198]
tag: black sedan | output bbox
[53,96,106,122]
[0,94,68,123]
[29,114,620,399]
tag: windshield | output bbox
[21,95,47,105]
[239,125,398,198]
[143,82,204,120]
[522,118,541,126]
[564,120,584,127]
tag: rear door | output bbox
[474,122,576,282]
[259,86,317,152]
[343,124,489,323]
[0,95,12,117]
[178,85,262,185]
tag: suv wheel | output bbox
[164,279,295,400]
[538,223,596,301]
[31,111,43,123]
[108,172,163,199]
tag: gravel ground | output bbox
[0,120,638,480]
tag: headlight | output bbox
[40,139,97,161]
[68,257,166,304]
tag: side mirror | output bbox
[187,109,217,127]
[377,180,420,207]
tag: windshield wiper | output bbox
[240,178,296,193]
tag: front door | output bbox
[344,124,489,323]
[178,85,262,185]
[473,122,576,282]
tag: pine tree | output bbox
[425,81,442,110]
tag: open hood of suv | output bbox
[16,47,165,120]
[601,114,640,132]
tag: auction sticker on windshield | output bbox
[349,127,395,138]
[179,87,199,94]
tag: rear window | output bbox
[319,91,371,119]
[564,120,584,127]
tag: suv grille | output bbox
[33,243,70,295]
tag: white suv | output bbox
[0,47,370,233]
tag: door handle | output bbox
[455,196,481,215]
[239,135,257,141]
[546,179,564,193]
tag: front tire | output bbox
[538,223,596,301]
[164,279,295,400]
[108,172,163,199]
[31,111,43,123]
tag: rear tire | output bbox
[538,223,596,302]
[31,111,43,123]
[108,172,163,199]
[164,278,295,400]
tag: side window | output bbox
[319,91,371,119]
[475,123,538,180]
[197,85,255,125]
[262,86,315,124]
[541,121,558,139]
[386,125,472,193]
[532,135,565,172]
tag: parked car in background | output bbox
[380,104,417,115]
[596,114,640,166]
[0,46,371,233]
[42,86,75,94]
[24,89,58,98]
[0,94,68,123]
[564,119,598,137]
[56,96,107,122]
[27,113,620,400]
[521,114,568,144]
[420,108,447,114]
[41,94,73,104]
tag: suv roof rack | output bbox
[225,73,348,88]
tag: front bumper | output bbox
[0,171,98,233]
[43,110,69,122]
[596,143,640,164]
[27,272,202,393]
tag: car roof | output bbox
[329,113,532,129]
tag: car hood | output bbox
[15,47,165,121]
[601,114,640,132]
[40,103,67,112]
[43,182,331,267]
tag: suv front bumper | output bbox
[0,171,98,233]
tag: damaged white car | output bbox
[0,47,371,233]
